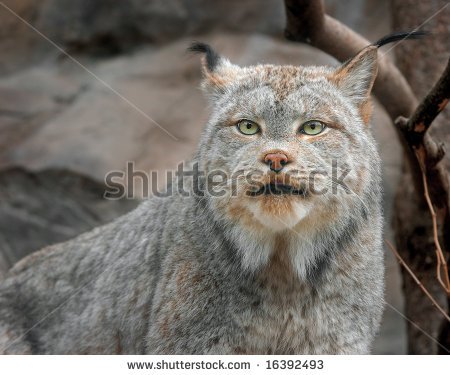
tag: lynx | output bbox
[0,33,420,354]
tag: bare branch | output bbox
[395,59,450,209]
[386,240,450,322]
[419,161,450,294]
[397,60,450,295]
[407,58,450,139]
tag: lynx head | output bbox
[190,43,382,276]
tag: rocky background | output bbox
[0,0,406,353]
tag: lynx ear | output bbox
[330,46,378,124]
[188,42,240,98]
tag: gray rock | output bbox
[0,167,138,275]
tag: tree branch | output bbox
[395,58,450,205]
[386,240,450,322]
[403,58,450,146]
[396,59,450,295]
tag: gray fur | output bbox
[0,45,384,354]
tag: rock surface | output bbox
[0,167,138,276]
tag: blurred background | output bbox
[0,0,443,354]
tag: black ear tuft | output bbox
[373,30,428,48]
[188,42,221,72]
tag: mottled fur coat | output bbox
[0,41,385,354]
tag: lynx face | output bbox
[195,47,382,231]
[192,44,380,244]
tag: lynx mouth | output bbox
[248,183,306,197]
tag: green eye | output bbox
[300,120,326,136]
[237,119,260,135]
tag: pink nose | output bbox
[264,153,288,173]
